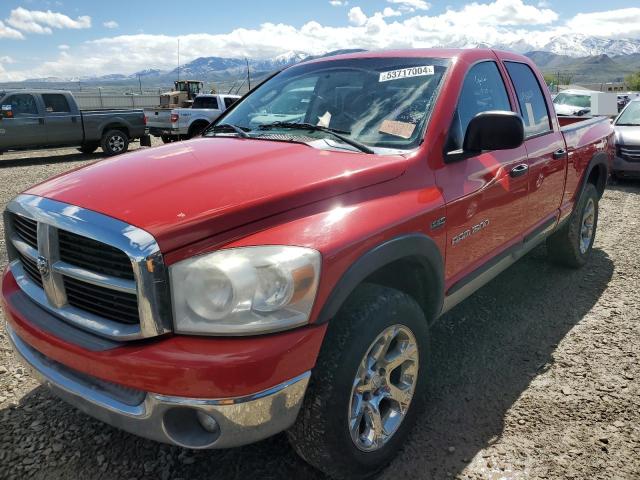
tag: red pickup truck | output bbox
[2,49,613,479]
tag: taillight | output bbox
[170,113,179,123]
[143,115,147,125]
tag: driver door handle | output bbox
[509,163,529,178]
[553,149,567,159]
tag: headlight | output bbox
[170,246,321,335]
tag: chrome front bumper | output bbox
[7,324,310,449]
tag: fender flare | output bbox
[577,150,609,201]
[316,233,445,325]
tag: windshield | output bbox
[554,93,591,108]
[616,101,640,126]
[208,57,450,152]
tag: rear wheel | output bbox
[547,183,599,268]
[288,284,429,479]
[161,135,173,144]
[101,129,129,156]
[188,121,209,139]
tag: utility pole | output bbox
[138,73,142,94]
[177,38,181,83]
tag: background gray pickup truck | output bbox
[0,90,149,156]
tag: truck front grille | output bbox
[619,145,640,163]
[64,276,140,325]
[17,252,43,288]
[12,214,38,249]
[59,229,134,281]
[5,196,171,341]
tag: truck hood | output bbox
[26,138,407,252]
[615,125,640,145]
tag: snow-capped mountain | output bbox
[539,34,640,57]
[15,36,640,85]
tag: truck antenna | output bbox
[245,58,251,91]
[177,38,180,83]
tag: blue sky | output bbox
[1,0,639,80]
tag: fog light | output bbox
[196,410,220,434]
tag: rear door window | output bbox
[223,97,238,109]
[42,94,71,113]
[505,62,552,137]
[3,94,38,116]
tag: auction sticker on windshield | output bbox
[379,65,434,82]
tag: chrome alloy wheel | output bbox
[108,134,126,152]
[348,324,419,452]
[579,198,595,254]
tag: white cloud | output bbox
[442,0,558,26]
[103,20,119,29]
[348,7,367,26]
[565,8,640,38]
[6,7,91,34]
[0,20,24,39]
[329,0,348,6]
[2,1,640,82]
[0,56,15,64]
[382,7,402,17]
[387,0,431,13]
[58,44,70,50]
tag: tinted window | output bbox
[4,94,38,116]
[192,97,219,109]
[223,97,238,109]
[448,62,511,151]
[42,94,71,113]
[505,62,551,137]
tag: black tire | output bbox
[78,143,99,154]
[101,129,129,156]
[187,121,209,139]
[288,283,429,479]
[161,135,173,144]
[547,183,599,268]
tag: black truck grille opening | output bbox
[17,252,43,288]
[11,213,38,249]
[58,229,134,281]
[63,276,140,325]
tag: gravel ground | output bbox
[0,143,638,479]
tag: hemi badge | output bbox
[431,217,446,230]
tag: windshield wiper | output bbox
[205,123,250,138]
[616,123,640,126]
[258,122,374,154]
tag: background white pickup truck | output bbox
[145,94,240,142]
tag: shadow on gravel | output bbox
[607,178,640,194]
[0,152,103,169]
[0,246,614,480]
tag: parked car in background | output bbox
[612,98,640,179]
[553,89,593,116]
[3,49,613,479]
[247,86,313,126]
[145,94,240,142]
[0,90,149,156]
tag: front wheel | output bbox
[547,182,599,268]
[288,284,429,479]
[101,129,129,156]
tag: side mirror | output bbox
[446,111,524,162]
